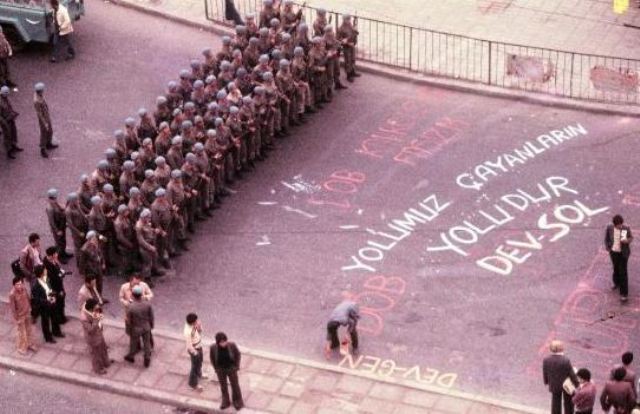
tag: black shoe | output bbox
[220,403,231,410]
[7,151,16,159]
[12,145,23,152]
[50,57,57,63]
[41,148,49,158]
[151,268,166,277]
[53,333,65,338]
[60,317,69,324]
[351,72,361,77]
[143,358,150,368]
[45,338,57,344]
[65,252,74,258]
[335,83,348,90]
[347,76,354,83]
[233,403,244,410]
[124,355,135,363]
[305,106,316,113]
[46,143,59,149]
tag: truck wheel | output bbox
[2,25,26,52]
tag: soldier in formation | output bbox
[42,2,360,287]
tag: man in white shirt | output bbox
[605,215,634,302]
[184,313,207,391]
[50,0,76,63]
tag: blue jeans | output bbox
[188,347,203,388]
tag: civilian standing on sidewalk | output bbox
[210,332,244,410]
[542,340,578,414]
[605,214,633,303]
[19,233,43,285]
[601,367,635,414]
[81,298,113,375]
[124,286,154,368]
[8,276,37,355]
[31,265,64,343]
[184,313,207,391]
[43,246,68,324]
[611,352,638,401]
[572,368,596,414]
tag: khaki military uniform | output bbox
[80,240,106,294]
[135,219,160,281]
[34,94,53,149]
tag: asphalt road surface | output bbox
[0,368,177,413]
[0,0,639,408]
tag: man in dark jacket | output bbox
[124,286,154,368]
[31,265,64,343]
[601,366,635,414]
[43,246,68,325]
[210,332,244,410]
[542,340,578,414]
[605,214,633,302]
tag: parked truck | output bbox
[0,0,85,48]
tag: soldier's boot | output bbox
[335,81,348,90]
[305,105,316,113]
[160,256,171,269]
[151,267,166,277]
[178,238,190,251]
[41,148,49,158]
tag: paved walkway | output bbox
[0,302,541,413]
[112,0,640,59]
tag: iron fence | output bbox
[205,0,640,105]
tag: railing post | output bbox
[487,40,492,85]
[569,52,575,98]
[408,27,413,71]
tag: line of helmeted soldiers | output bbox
[43,0,361,289]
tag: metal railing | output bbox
[205,0,640,105]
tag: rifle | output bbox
[286,1,306,34]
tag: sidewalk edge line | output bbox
[0,355,220,413]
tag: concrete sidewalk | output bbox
[0,302,542,413]
[109,0,640,59]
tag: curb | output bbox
[1,297,544,413]
[107,0,640,117]
[0,356,220,413]
[356,61,640,118]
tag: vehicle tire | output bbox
[1,25,26,52]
